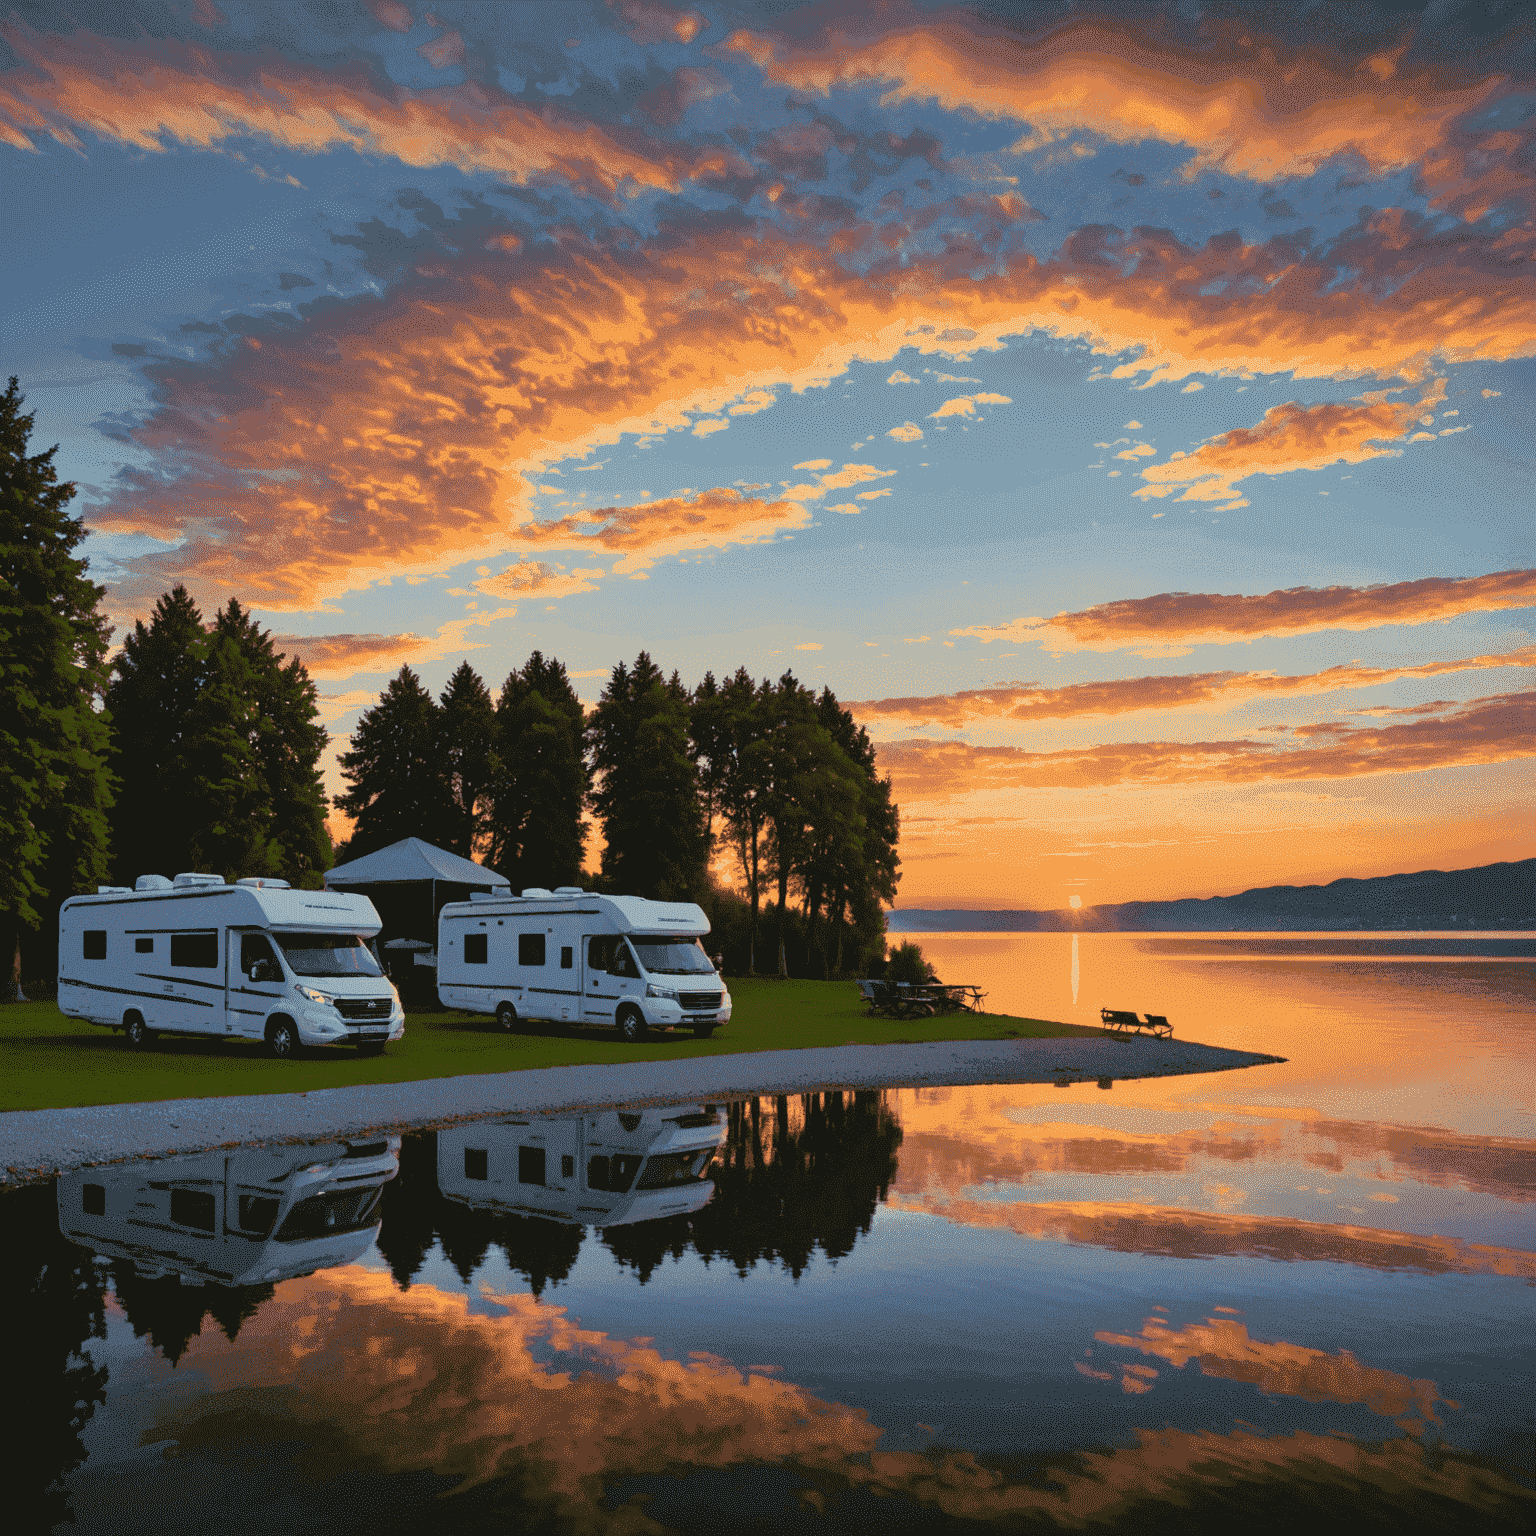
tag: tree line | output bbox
[1,377,899,991]
[337,649,900,977]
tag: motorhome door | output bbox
[227,928,282,1039]
[581,934,608,1023]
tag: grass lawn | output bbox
[0,979,1098,1112]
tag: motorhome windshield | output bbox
[273,932,382,978]
[631,939,715,976]
[636,1148,717,1190]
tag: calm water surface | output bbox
[14,935,1535,1532]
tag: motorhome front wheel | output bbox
[123,1013,155,1048]
[266,1019,298,1059]
[617,1006,648,1042]
[496,1003,518,1032]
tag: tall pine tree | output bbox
[107,590,331,886]
[0,377,114,994]
[486,651,588,889]
[588,652,707,901]
[333,666,449,860]
[438,662,497,859]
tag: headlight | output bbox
[297,985,334,1006]
[646,983,678,1000]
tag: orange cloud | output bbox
[723,17,1502,187]
[876,691,1536,796]
[506,488,811,575]
[472,560,605,600]
[1135,381,1447,504]
[0,23,684,197]
[87,202,1536,617]
[272,631,430,678]
[953,569,1536,653]
[851,647,1536,726]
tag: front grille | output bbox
[679,991,722,1011]
[336,997,393,1020]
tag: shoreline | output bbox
[0,1035,1283,1186]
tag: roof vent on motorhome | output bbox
[96,886,132,895]
[174,872,226,887]
[235,878,290,889]
[135,874,173,891]
[553,886,584,896]
[521,888,553,899]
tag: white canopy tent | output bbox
[325,837,509,890]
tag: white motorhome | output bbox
[56,1138,400,1286]
[58,873,404,1057]
[437,1104,726,1228]
[436,888,731,1041]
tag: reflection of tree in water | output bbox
[2,1182,109,1531]
[109,1264,275,1365]
[602,1092,903,1282]
[379,1130,582,1297]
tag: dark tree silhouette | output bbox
[1,1182,109,1530]
[333,665,451,859]
[438,662,497,859]
[589,653,707,901]
[487,651,589,889]
[0,377,114,994]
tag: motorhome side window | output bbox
[82,930,106,960]
[465,933,488,964]
[170,931,218,968]
[587,936,612,971]
[519,933,545,966]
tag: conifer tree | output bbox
[588,652,707,901]
[107,591,332,886]
[486,651,588,889]
[438,662,497,859]
[0,377,114,993]
[333,666,448,860]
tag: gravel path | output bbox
[0,1035,1283,1186]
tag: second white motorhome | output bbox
[58,874,404,1057]
[437,1105,726,1228]
[436,889,731,1041]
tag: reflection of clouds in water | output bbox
[1093,1314,1450,1431]
[145,1268,1531,1529]
[892,1085,1536,1210]
[887,1194,1536,1278]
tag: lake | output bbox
[12,934,1534,1532]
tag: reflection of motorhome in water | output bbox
[57,874,403,1057]
[437,890,731,1041]
[56,1139,400,1286]
[437,1105,727,1228]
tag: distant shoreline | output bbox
[887,858,1535,934]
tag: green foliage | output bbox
[438,662,497,859]
[106,589,331,886]
[487,651,588,889]
[333,665,447,861]
[0,377,114,991]
[589,652,708,901]
[885,941,936,987]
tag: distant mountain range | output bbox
[886,859,1536,933]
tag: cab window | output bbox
[608,942,639,979]
[241,933,280,980]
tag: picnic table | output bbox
[857,980,988,1019]
[1099,1007,1173,1038]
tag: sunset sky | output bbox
[4,0,1532,909]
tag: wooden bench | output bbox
[1100,1008,1173,1038]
